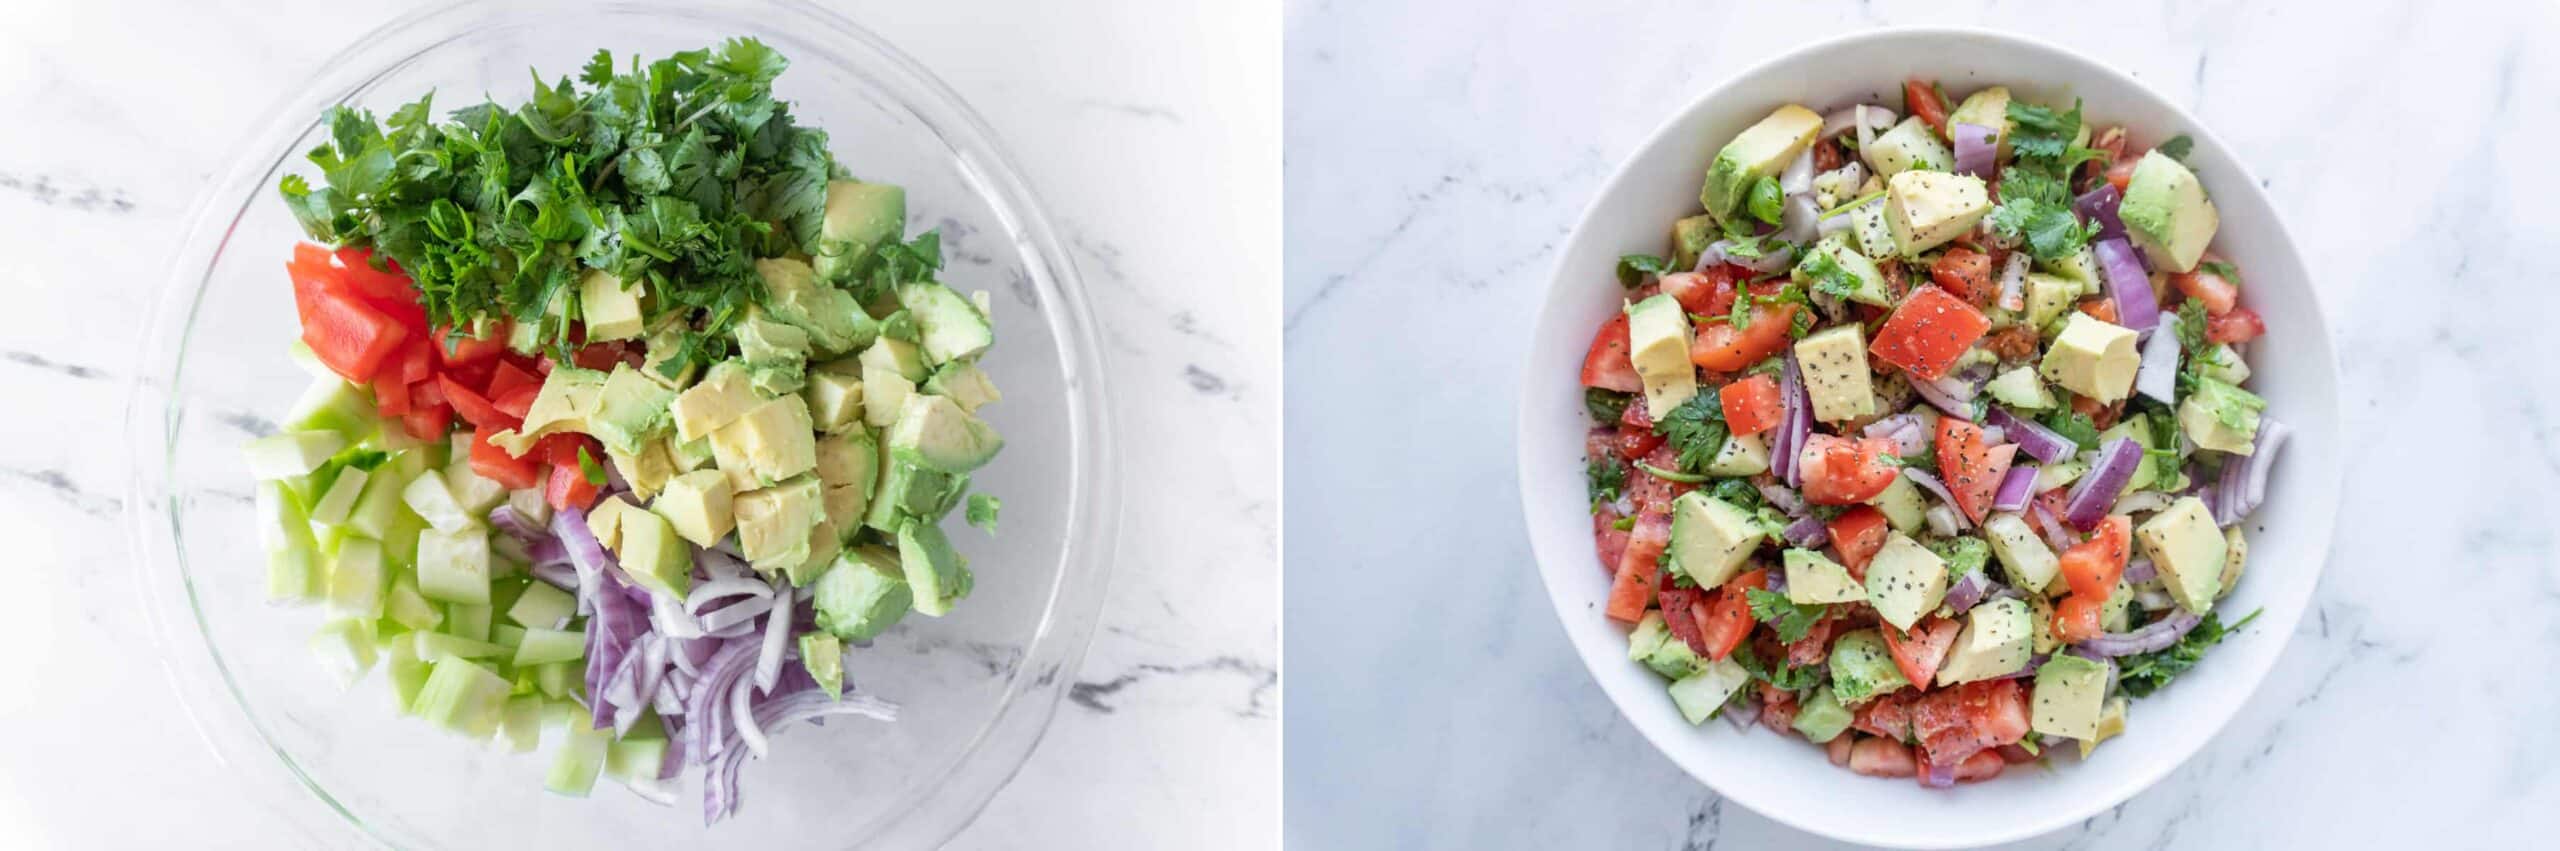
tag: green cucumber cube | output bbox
[512,627,586,667]
[445,603,492,642]
[413,631,505,661]
[384,633,429,714]
[605,736,667,783]
[546,722,611,796]
[534,661,575,699]
[326,538,387,620]
[382,575,443,633]
[401,469,477,533]
[414,657,511,737]
[344,465,411,540]
[507,582,576,629]
[309,619,378,688]
[415,527,491,605]
[244,431,347,480]
[285,376,376,437]
[499,694,544,753]
[309,466,370,526]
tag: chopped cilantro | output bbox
[1587,455,1627,509]
[1652,393,1730,474]
[2117,609,2262,698]
[1585,388,1634,424]
[576,447,606,486]
[2039,409,2102,451]
[2155,134,2195,162]
[1745,588,1828,643]
[1733,641,1823,692]
[1618,253,1674,288]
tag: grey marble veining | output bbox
[1285,0,2559,847]
[0,0,1276,847]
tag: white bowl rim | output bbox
[1512,25,2343,849]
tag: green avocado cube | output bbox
[813,546,914,641]
[896,520,972,617]
[813,180,906,282]
[652,470,737,548]
[922,361,1002,414]
[886,393,1004,474]
[1828,628,1910,705]
[578,270,645,341]
[1791,687,1855,743]
[710,395,818,491]
[799,633,845,699]
[614,507,693,599]
[669,361,761,444]
[803,369,867,433]
[734,476,824,572]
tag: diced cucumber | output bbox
[309,467,370,526]
[512,627,587,667]
[260,481,324,602]
[269,548,324,603]
[344,467,409,540]
[309,619,378,688]
[443,461,507,515]
[507,582,576,629]
[445,603,492,642]
[534,661,575,699]
[380,510,425,571]
[414,657,512,737]
[415,527,492,605]
[499,694,544,753]
[605,716,667,782]
[491,623,527,648]
[546,722,611,796]
[285,377,375,437]
[401,469,476,533]
[414,631,506,661]
[2035,455,2092,492]
[244,432,347,480]
[383,575,443,633]
[326,538,388,620]
[384,632,430,713]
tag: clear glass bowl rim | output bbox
[119,1,1121,846]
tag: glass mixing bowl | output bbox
[122,1,1117,846]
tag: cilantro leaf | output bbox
[1587,455,1628,510]
[1745,588,1828,643]
[577,447,606,486]
[1794,250,1865,302]
[2117,609,2262,698]
[1584,388,1633,424]
[1652,393,1730,474]
[2005,99,2086,163]
[2039,410,2102,451]
[2155,134,2194,162]
[2200,260,2242,285]
[1732,639,1823,691]
[1617,253,1673,288]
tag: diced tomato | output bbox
[1593,504,1631,576]
[412,377,446,410]
[2078,297,2119,324]
[1626,445,1695,514]
[2053,595,2105,644]
[467,427,544,490]
[1692,569,1768,662]
[372,375,413,418]
[1854,692,1916,740]
[438,375,515,430]
[399,404,452,442]
[1719,375,1784,436]
[2103,156,2139,192]
[1617,397,1664,460]
[1785,613,1836,666]
[533,432,598,468]
[1605,509,1671,622]
[1688,303,1800,372]
[1759,685,1800,734]
[1826,506,1891,575]
[2206,306,2265,344]
[493,384,539,420]
[2070,392,2124,430]
[486,359,542,400]
[1929,247,1996,304]
[1904,79,1948,136]
[1798,434,1901,505]
[1880,617,1962,690]
[2060,515,2133,599]
[1997,744,2040,764]
[1580,315,1645,394]
[300,288,410,383]
[570,341,641,372]
[2171,256,2240,315]
[1909,679,2031,769]
[433,322,508,368]
[1935,418,2019,523]
[2084,127,2128,188]
[1950,749,2007,783]
[1850,737,1918,778]
[545,460,600,512]
[330,246,428,331]
[1868,286,1989,381]
[1661,268,1743,317]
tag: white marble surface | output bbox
[0,0,1275,847]
[1286,0,2558,847]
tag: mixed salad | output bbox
[1581,78,2285,786]
[242,39,1005,822]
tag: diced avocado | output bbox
[1644,630,1707,679]
[1701,104,1824,221]
[816,430,881,500]
[1783,548,1864,605]
[922,361,1002,414]
[1863,532,1948,631]
[399,469,475,534]
[327,537,387,620]
[2117,150,2220,273]
[1791,687,1855,743]
[860,336,928,382]
[788,518,845,587]
[1671,214,1716,271]
[1934,598,2033,686]
[710,395,819,490]
[1867,473,1927,535]
[489,366,608,456]
[1627,610,1670,662]
[636,316,699,390]
[1667,657,1752,725]
[245,431,347,480]
[2138,496,2228,613]
[2023,273,2082,332]
[1665,491,1763,588]
[814,180,906,282]
[512,627,586,667]
[286,377,377,438]
[887,393,1004,474]
[734,312,812,368]
[498,695,544,754]
[1863,116,1957,179]
[1982,512,2061,592]
[546,719,611,796]
[578,270,645,341]
[813,545,914,641]
[668,435,715,474]
[799,633,845,699]
[585,494,641,552]
[1796,238,1893,307]
[414,656,512,737]
[2079,696,2130,758]
[415,526,491,605]
[1794,324,1876,423]
[1985,367,2055,411]
[2031,654,2110,740]
[444,603,492,642]
[896,282,995,366]
[757,257,876,355]
[1850,200,1896,260]
[669,361,762,444]
[2178,376,2265,454]
[310,619,378,688]
[743,350,807,398]
[651,470,737,548]
[2039,245,2103,288]
[824,484,871,536]
[1884,170,1992,256]
[2034,454,2090,493]
[1828,628,1911,705]
[507,581,575,629]
[586,364,678,455]
[859,339,926,427]
[604,439,675,502]
[735,476,825,572]
[614,508,692,600]
[1946,86,2014,158]
[2027,594,2060,654]
[1703,432,1770,477]
[1622,294,1696,419]
[897,520,972,617]
[2196,342,2250,385]
[2040,313,2140,403]
[2219,526,2248,599]
[866,458,967,532]
[803,370,866,433]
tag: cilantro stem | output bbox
[1634,460,1712,483]
[1819,191,1884,220]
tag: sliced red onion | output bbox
[2239,416,2291,513]
[730,675,766,758]
[2075,184,2127,240]
[1724,691,1762,730]
[686,576,773,613]
[696,547,751,581]
[490,505,547,543]
[1758,482,1806,515]
[2136,329,2181,404]
[1766,570,1788,593]
[1823,104,1898,138]
[1781,148,1816,195]
[2074,610,2204,657]
[754,577,794,694]
[1984,406,2074,464]
[1997,251,2030,312]
[698,595,776,633]
[2123,557,2158,584]
[1776,194,1822,243]
[701,688,899,824]
[1924,505,1962,537]
[1707,240,1796,274]
[2214,454,2248,526]
[531,561,578,591]
[1855,106,1881,151]
[2063,437,2145,529]
[1903,469,1971,531]
[1782,515,1831,548]
[1776,354,1810,487]
[685,639,761,760]
[1910,373,1981,421]
[652,592,705,640]
[2095,238,2160,334]
[2030,502,2078,551]
[1951,123,1999,177]
[1862,412,1923,441]
[1992,465,2039,512]
[1944,570,1990,613]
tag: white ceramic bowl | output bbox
[1515,28,2341,849]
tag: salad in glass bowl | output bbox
[1579,75,2289,788]
[238,38,1005,822]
